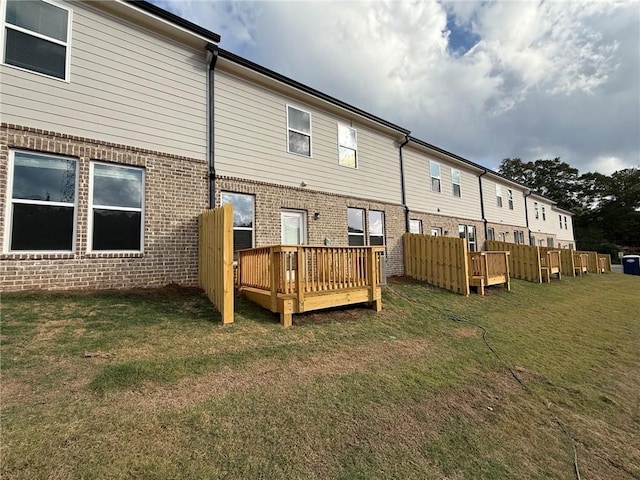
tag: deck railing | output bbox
[539,250,561,270]
[237,245,385,295]
[468,251,509,279]
[573,253,589,274]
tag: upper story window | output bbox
[369,210,385,246]
[347,207,365,246]
[287,105,311,157]
[221,192,254,252]
[507,189,513,210]
[558,214,563,229]
[338,125,357,168]
[5,151,77,252]
[542,206,546,221]
[430,161,441,193]
[409,219,422,234]
[564,216,568,229]
[496,185,503,207]
[534,201,539,219]
[89,162,144,252]
[451,169,461,197]
[3,0,72,81]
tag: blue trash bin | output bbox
[622,255,640,275]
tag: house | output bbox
[481,173,529,246]
[211,48,410,275]
[526,193,557,247]
[552,206,576,249]
[0,0,220,290]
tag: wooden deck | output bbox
[237,245,385,326]
[573,253,589,276]
[540,250,562,282]
[468,251,510,295]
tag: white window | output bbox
[3,0,72,81]
[507,189,513,210]
[369,210,385,246]
[287,105,311,157]
[542,206,546,221]
[338,124,357,168]
[534,201,539,219]
[459,225,477,251]
[409,219,422,234]
[547,237,554,248]
[451,169,461,197]
[513,230,525,245]
[487,227,495,241]
[347,207,365,246]
[430,161,441,193]
[5,151,77,252]
[221,192,254,252]
[281,210,306,245]
[89,163,144,252]
[559,214,563,229]
[496,185,503,208]
[431,227,442,236]
[498,232,505,242]
[564,216,568,229]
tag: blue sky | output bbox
[154,0,639,176]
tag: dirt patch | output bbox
[119,338,432,411]
[33,319,80,342]
[0,379,32,410]
[453,327,478,338]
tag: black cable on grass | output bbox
[387,286,582,480]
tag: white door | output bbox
[281,210,306,245]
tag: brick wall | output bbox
[1,124,208,291]
[216,176,406,275]
[408,211,485,249]
[486,221,531,248]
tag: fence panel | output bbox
[486,241,542,283]
[198,204,234,324]
[403,233,470,295]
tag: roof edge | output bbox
[218,48,410,135]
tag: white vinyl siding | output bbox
[482,178,527,227]
[403,147,482,220]
[528,197,556,239]
[0,0,208,159]
[214,70,402,204]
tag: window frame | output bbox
[1,0,73,82]
[430,161,441,193]
[337,124,358,169]
[88,161,145,253]
[559,214,563,229]
[487,227,495,241]
[286,104,312,157]
[4,149,79,253]
[458,224,477,251]
[507,189,513,210]
[221,191,255,253]
[451,168,461,198]
[542,206,546,221]
[534,201,539,219]
[564,216,568,229]
[368,210,385,246]
[496,185,503,208]
[430,227,442,236]
[409,219,422,234]
[347,207,365,246]
[280,209,307,245]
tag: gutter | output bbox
[398,135,411,232]
[478,169,488,242]
[206,43,219,208]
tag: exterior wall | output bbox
[527,196,556,240]
[482,176,528,227]
[0,124,208,291]
[486,221,530,248]
[215,176,406,275]
[408,211,484,249]
[554,211,575,247]
[403,147,482,220]
[214,70,402,205]
[0,0,208,159]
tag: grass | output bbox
[1,273,639,479]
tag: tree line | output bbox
[498,158,640,259]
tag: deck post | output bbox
[296,246,305,312]
[269,247,278,311]
[367,248,381,311]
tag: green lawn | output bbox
[1,274,638,479]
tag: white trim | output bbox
[4,149,78,253]
[507,188,513,210]
[409,219,422,234]
[280,209,307,245]
[368,209,385,246]
[87,161,145,254]
[337,123,358,169]
[286,104,312,157]
[347,207,365,246]
[430,160,441,193]
[1,0,73,82]
[496,185,503,208]
[451,168,461,197]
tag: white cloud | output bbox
[157,0,639,175]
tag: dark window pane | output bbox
[221,192,254,228]
[233,230,253,251]
[348,234,365,246]
[288,131,310,156]
[93,209,141,251]
[453,184,461,197]
[11,203,73,250]
[5,28,66,79]
[13,153,75,202]
[288,107,310,133]
[93,164,143,208]
[432,178,441,192]
[7,0,68,41]
[370,236,384,246]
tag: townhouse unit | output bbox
[1,0,220,290]
[1,0,576,291]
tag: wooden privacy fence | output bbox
[539,246,576,277]
[404,233,470,295]
[573,253,589,275]
[237,245,384,327]
[468,251,510,295]
[598,254,612,273]
[198,204,234,324]
[486,241,542,283]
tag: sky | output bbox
[154,0,640,176]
